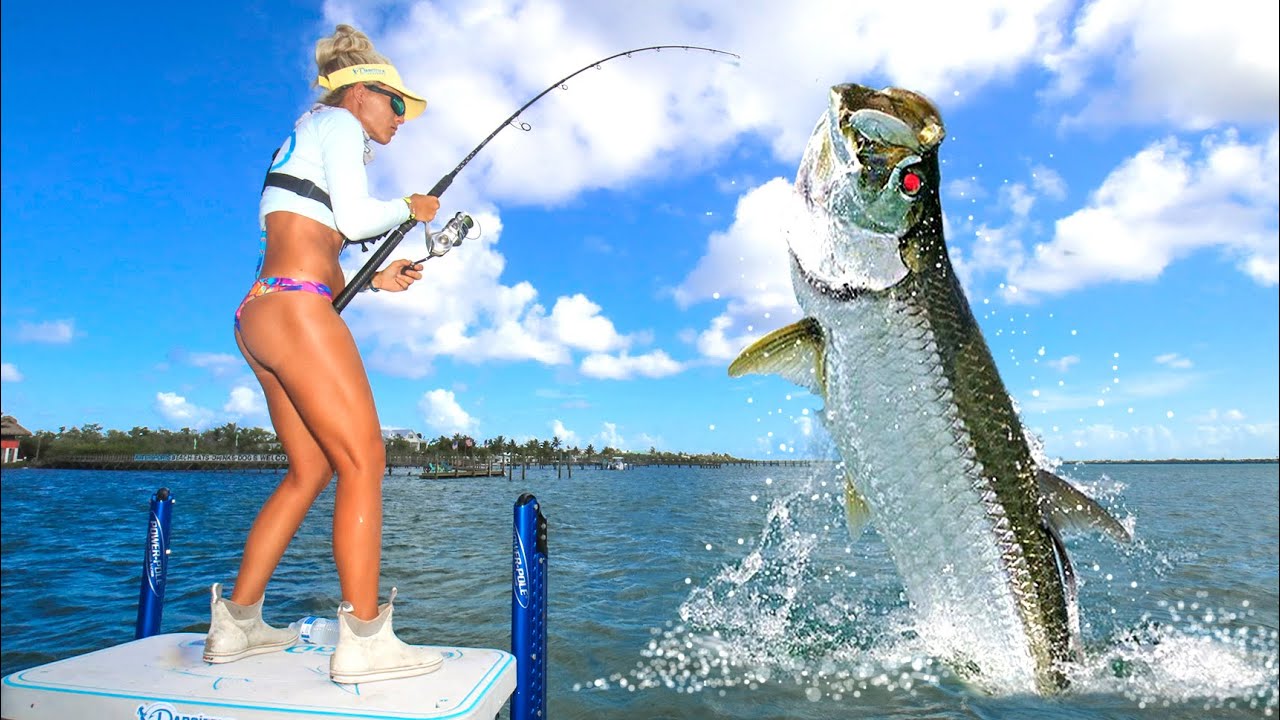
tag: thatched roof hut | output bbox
[1,415,33,439]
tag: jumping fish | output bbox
[729,84,1130,694]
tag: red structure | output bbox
[1,415,32,463]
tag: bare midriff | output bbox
[261,211,350,295]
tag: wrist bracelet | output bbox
[368,274,380,293]
[403,196,416,222]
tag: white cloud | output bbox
[190,352,243,378]
[1003,183,1037,219]
[1047,420,1278,460]
[550,419,578,446]
[333,0,1072,206]
[946,177,988,202]
[313,1,1277,369]
[315,0,1086,371]
[223,385,267,419]
[592,421,624,450]
[1045,0,1279,130]
[1009,131,1280,297]
[952,236,1027,298]
[1046,355,1081,372]
[548,294,631,353]
[1030,165,1068,200]
[633,432,662,451]
[673,178,799,310]
[580,350,683,380]
[16,320,75,344]
[1,363,22,382]
[1020,370,1198,414]
[1194,408,1247,423]
[694,314,765,362]
[418,388,480,435]
[346,213,653,378]
[673,177,805,360]
[1154,352,1193,369]
[1186,420,1279,457]
[154,392,214,429]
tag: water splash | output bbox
[1073,608,1278,714]
[577,466,1279,713]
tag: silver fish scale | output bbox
[811,287,1041,692]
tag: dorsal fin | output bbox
[1038,470,1132,542]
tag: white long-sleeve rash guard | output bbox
[259,106,410,241]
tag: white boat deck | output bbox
[1,633,515,720]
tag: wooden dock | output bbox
[419,465,506,479]
[27,453,826,474]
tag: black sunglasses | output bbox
[363,84,406,117]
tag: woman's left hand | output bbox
[375,259,424,292]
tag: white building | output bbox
[381,428,424,451]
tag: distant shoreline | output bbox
[1063,458,1278,465]
[5,450,1274,468]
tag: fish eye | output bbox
[900,167,924,196]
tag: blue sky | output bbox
[2,0,1276,461]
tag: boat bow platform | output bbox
[1,633,515,720]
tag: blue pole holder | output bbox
[135,487,174,639]
[512,493,548,719]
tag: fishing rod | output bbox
[333,44,739,313]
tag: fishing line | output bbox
[333,44,740,312]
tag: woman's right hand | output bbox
[408,194,440,224]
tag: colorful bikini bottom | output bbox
[235,276,334,330]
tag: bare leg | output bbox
[228,330,334,606]
[237,291,387,620]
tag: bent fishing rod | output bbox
[333,44,739,313]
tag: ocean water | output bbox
[1,461,1276,719]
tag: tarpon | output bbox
[729,84,1130,694]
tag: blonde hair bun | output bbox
[315,24,390,78]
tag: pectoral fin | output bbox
[844,472,871,541]
[727,318,826,395]
[1037,469,1132,542]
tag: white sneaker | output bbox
[202,582,298,663]
[329,587,444,684]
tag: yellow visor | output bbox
[317,63,427,121]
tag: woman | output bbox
[202,24,443,685]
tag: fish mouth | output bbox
[830,84,946,153]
